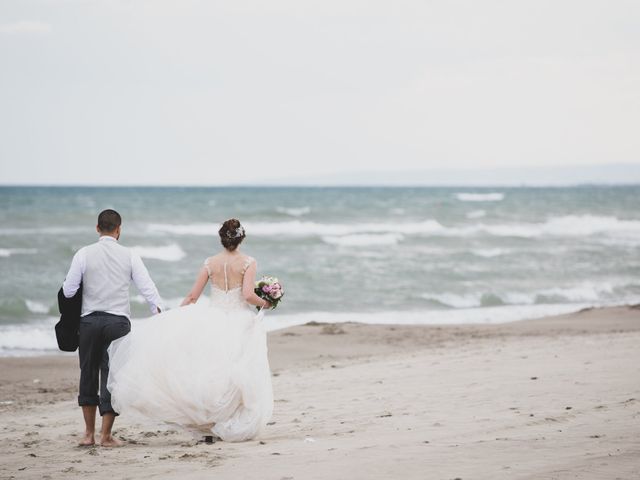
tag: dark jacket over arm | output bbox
[55,284,82,352]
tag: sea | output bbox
[1,185,639,356]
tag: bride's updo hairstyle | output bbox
[219,218,246,251]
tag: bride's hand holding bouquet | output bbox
[254,276,284,311]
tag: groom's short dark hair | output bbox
[98,209,122,232]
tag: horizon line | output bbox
[1,182,640,188]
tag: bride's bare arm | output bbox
[180,267,209,306]
[242,261,271,308]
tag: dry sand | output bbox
[1,306,639,479]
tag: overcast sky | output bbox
[0,0,638,185]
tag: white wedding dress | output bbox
[107,254,273,442]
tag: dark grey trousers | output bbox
[78,312,130,416]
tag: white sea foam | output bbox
[422,292,482,309]
[456,193,505,202]
[261,303,592,332]
[595,236,640,247]
[471,248,509,258]
[25,300,49,314]
[0,248,38,257]
[0,226,86,236]
[253,220,447,236]
[322,233,404,247]
[466,210,486,219]
[145,215,640,242]
[539,215,640,237]
[452,215,640,239]
[276,206,311,217]
[528,283,616,303]
[422,281,632,309]
[147,220,446,237]
[0,319,60,356]
[130,244,186,262]
[147,223,217,236]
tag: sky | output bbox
[0,0,639,186]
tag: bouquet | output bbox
[254,276,284,310]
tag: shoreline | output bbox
[1,305,639,479]
[2,302,638,359]
[1,305,639,412]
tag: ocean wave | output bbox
[322,233,404,247]
[422,293,482,309]
[525,284,612,304]
[147,223,217,236]
[295,220,445,236]
[456,193,505,202]
[471,248,509,258]
[0,298,56,320]
[261,303,593,332]
[248,220,446,236]
[144,215,640,241]
[466,210,486,219]
[455,215,640,239]
[422,292,505,309]
[0,248,38,257]
[0,319,59,355]
[276,206,311,217]
[146,220,446,237]
[0,299,38,319]
[25,300,50,314]
[0,226,86,236]
[538,215,640,237]
[130,244,186,262]
[422,281,636,309]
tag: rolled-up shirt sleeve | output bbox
[62,248,85,298]
[131,253,164,314]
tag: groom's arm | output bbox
[131,253,164,314]
[62,248,86,298]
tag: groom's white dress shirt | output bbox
[63,235,163,318]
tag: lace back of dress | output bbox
[205,254,253,292]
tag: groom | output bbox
[63,209,163,447]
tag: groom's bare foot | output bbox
[78,432,95,447]
[100,436,123,447]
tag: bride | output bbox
[107,219,274,442]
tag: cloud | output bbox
[0,21,52,35]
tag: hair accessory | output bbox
[226,225,245,238]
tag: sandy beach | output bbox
[1,306,639,480]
